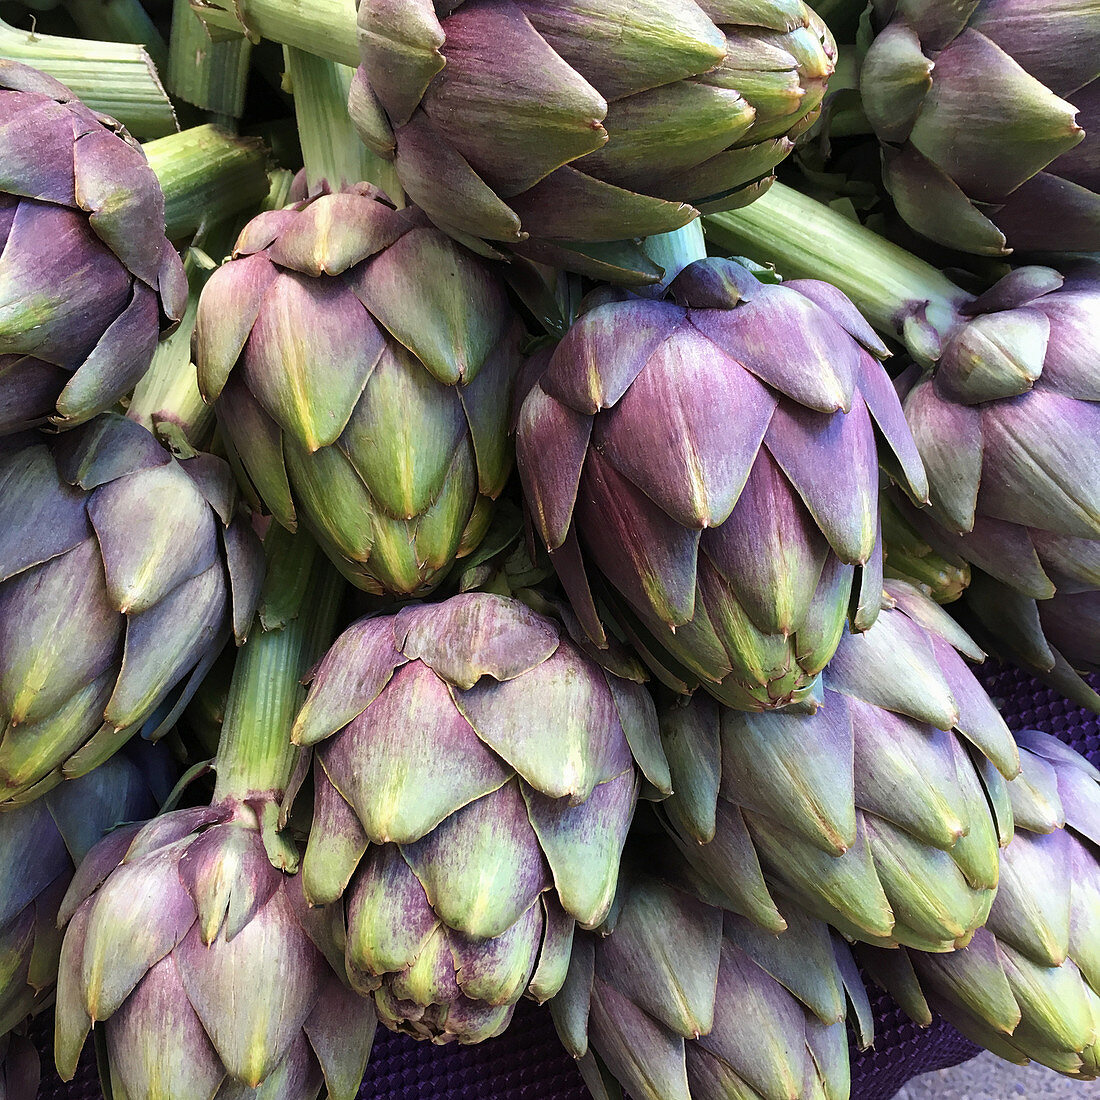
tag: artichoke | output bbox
[0,413,262,805]
[54,805,377,1100]
[550,864,872,1100]
[859,0,1100,255]
[660,581,1020,952]
[895,264,1100,706]
[350,0,836,275]
[859,730,1100,1078]
[195,184,524,597]
[516,256,927,711]
[0,740,171,1040]
[0,60,186,435]
[291,592,672,1043]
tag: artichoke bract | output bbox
[0,413,262,806]
[860,0,1100,255]
[195,184,524,597]
[0,60,186,435]
[859,731,1100,1078]
[54,806,377,1100]
[550,866,872,1100]
[292,592,672,1043]
[516,256,928,711]
[660,582,1020,952]
[0,740,171,1041]
[350,0,836,275]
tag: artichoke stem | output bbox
[191,0,358,67]
[212,530,344,804]
[285,46,402,201]
[67,0,168,70]
[641,222,708,296]
[0,16,175,138]
[142,124,270,239]
[168,0,251,121]
[705,183,971,360]
[127,245,219,450]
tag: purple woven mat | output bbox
[32,663,1100,1100]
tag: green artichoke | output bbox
[859,730,1100,1078]
[350,0,836,276]
[550,864,872,1100]
[660,581,1019,952]
[292,592,671,1043]
[195,184,524,597]
[0,60,186,435]
[516,256,927,711]
[860,0,1100,255]
[54,805,377,1100]
[0,414,262,805]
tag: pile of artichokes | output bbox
[1,1,1099,1098]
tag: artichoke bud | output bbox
[659,581,1018,951]
[0,740,170,1044]
[550,864,871,1100]
[519,255,927,711]
[294,592,670,1043]
[0,414,262,806]
[351,0,836,274]
[897,261,1100,703]
[859,730,1100,1078]
[0,61,186,437]
[54,806,376,1099]
[860,0,1100,254]
[195,185,525,598]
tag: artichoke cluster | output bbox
[0,2,1099,1100]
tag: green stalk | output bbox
[129,169,294,449]
[142,124,270,239]
[168,0,251,123]
[66,0,168,71]
[0,16,175,137]
[705,183,972,362]
[212,530,344,803]
[642,222,707,294]
[191,0,357,65]
[285,46,401,200]
[127,246,218,450]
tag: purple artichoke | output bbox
[860,731,1100,1078]
[516,256,928,711]
[350,0,835,276]
[897,263,1100,705]
[195,184,524,597]
[0,414,262,805]
[54,804,377,1099]
[291,592,671,1043]
[0,60,186,435]
[550,865,872,1100]
[861,0,1100,255]
[0,740,171,1042]
[660,582,1020,952]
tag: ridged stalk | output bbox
[212,530,343,803]
[168,0,251,122]
[142,124,270,239]
[0,16,175,137]
[66,0,168,71]
[705,182,972,362]
[285,45,401,199]
[191,0,356,65]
